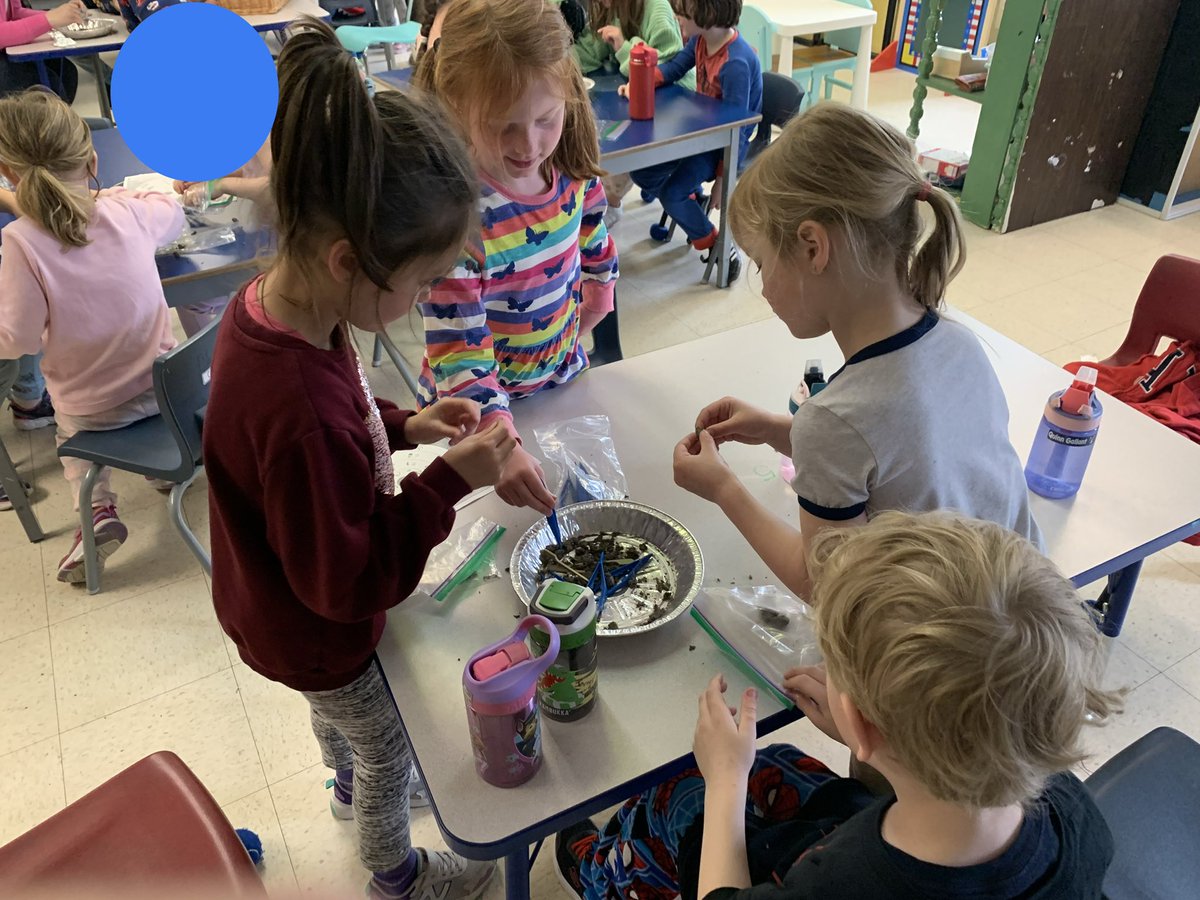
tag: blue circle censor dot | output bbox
[112,5,277,182]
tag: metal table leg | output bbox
[91,55,113,122]
[503,846,531,900]
[375,330,421,398]
[0,434,43,543]
[709,129,741,288]
[1091,561,1144,639]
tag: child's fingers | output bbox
[738,687,758,736]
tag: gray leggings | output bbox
[303,660,414,872]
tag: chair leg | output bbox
[0,434,43,543]
[78,463,102,595]
[372,334,384,368]
[376,330,422,398]
[169,473,211,576]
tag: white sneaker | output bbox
[603,205,623,229]
[368,849,496,900]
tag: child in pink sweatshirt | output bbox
[0,0,86,98]
[0,89,183,583]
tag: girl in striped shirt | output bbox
[416,0,619,515]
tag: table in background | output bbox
[4,0,328,120]
[751,0,877,109]
[374,68,760,289]
[376,312,1200,900]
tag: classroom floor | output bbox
[2,68,1199,897]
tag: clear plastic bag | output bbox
[417,518,505,602]
[693,585,821,693]
[534,415,628,506]
[156,224,237,256]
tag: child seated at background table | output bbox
[617,0,760,278]
[557,510,1119,900]
[569,0,693,225]
[0,0,85,100]
[414,0,619,517]
[673,104,1041,601]
[0,88,183,582]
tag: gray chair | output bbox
[0,360,44,543]
[57,318,218,594]
[1085,726,1200,899]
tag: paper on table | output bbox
[392,445,494,511]
[123,172,182,197]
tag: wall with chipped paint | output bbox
[1004,0,1179,231]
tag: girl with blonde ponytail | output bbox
[0,88,185,584]
[672,103,1041,599]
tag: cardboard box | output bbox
[930,46,988,79]
[919,148,970,188]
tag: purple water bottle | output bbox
[1024,366,1103,499]
[463,615,560,787]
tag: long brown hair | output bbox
[421,0,602,183]
[588,0,645,40]
[0,90,96,248]
[729,103,966,311]
[271,17,477,297]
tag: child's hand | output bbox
[404,399,481,446]
[709,176,723,211]
[693,674,757,789]
[783,666,845,746]
[696,397,781,447]
[442,421,517,489]
[496,445,557,516]
[47,0,85,28]
[673,428,734,503]
[617,84,630,99]
[598,25,624,51]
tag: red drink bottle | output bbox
[628,43,658,120]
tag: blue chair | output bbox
[336,21,421,77]
[57,318,218,594]
[1085,726,1200,899]
[805,0,874,103]
[739,5,814,102]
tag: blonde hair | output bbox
[729,104,965,311]
[418,0,603,183]
[808,511,1122,809]
[0,89,96,248]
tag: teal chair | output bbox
[807,0,873,102]
[739,5,818,107]
[336,21,421,75]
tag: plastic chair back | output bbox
[153,316,219,481]
[738,5,775,69]
[824,0,873,52]
[336,22,421,53]
[749,71,804,161]
[1102,254,1200,366]
[1085,727,1200,900]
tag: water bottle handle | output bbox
[465,615,560,696]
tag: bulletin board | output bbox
[898,0,990,73]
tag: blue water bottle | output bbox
[779,360,825,483]
[1024,366,1103,499]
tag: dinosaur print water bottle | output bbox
[529,580,598,721]
[463,616,559,787]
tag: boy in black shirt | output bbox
[557,511,1119,899]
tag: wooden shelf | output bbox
[919,74,987,103]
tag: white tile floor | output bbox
[2,67,1200,897]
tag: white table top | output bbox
[5,0,326,60]
[376,311,1200,854]
[751,0,877,36]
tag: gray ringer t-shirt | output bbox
[790,311,1043,548]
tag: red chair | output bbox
[0,751,265,897]
[1101,254,1200,366]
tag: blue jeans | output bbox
[6,354,46,407]
[630,150,721,242]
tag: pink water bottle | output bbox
[628,43,658,120]
[463,615,560,787]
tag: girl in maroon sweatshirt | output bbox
[203,18,514,900]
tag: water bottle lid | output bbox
[1061,366,1099,415]
[470,642,531,682]
[532,579,593,625]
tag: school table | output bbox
[373,68,762,290]
[3,0,328,120]
[374,312,1200,900]
[751,0,878,110]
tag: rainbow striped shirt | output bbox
[417,171,618,428]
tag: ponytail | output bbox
[272,17,477,296]
[909,183,965,311]
[0,90,96,249]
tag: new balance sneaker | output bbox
[56,504,128,583]
[368,849,496,900]
[0,479,31,512]
[11,390,55,431]
[554,820,599,899]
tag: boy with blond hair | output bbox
[557,511,1119,900]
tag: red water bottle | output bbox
[628,43,658,120]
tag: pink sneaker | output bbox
[57,504,128,583]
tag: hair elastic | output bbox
[916,181,931,202]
